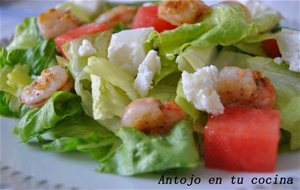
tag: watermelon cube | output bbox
[204,107,280,172]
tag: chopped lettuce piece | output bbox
[0,66,14,95]
[280,97,300,150]
[153,57,179,85]
[85,57,138,100]
[7,18,42,51]
[15,92,82,142]
[190,4,253,48]
[91,75,130,120]
[148,73,180,102]
[0,91,21,117]
[7,64,32,93]
[146,4,253,61]
[42,114,121,162]
[245,0,282,33]
[176,46,217,72]
[234,42,267,56]
[4,40,57,76]
[0,64,31,117]
[19,40,57,75]
[175,79,199,122]
[63,31,112,117]
[145,23,211,60]
[98,120,201,175]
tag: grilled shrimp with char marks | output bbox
[121,98,187,135]
[20,65,73,108]
[158,0,210,26]
[95,5,137,27]
[217,66,276,109]
[38,8,81,39]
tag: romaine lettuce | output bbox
[91,75,131,120]
[0,91,21,117]
[7,17,42,51]
[15,92,82,142]
[41,114,121,162]
[146,4,253,60]
[176,46,217,72]
[0,37,56,117]
[63,31,112,117]
[98,120,201,175]
[84,57,137,124]
[0,64,31,117]
[85,57,138,100]
[245,0,282,33]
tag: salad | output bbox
[0,0,299,176]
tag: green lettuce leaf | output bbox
[15,92,82,142]
[84,57,138,125]
[145,4,253,81]
[146,4,253,61]
[148,73,180,102]
[85,57,138,100]
[98,120,201,175]
[215,50,300,150]
[0,38,54,117]
[90,75,131,120]
[234,42,267,56]
[14,40,57,75]
[144,23,211,61]
[2,40,57,76]
[7,17,42,51]
[176,46,217,72]
[7,64,32,94]
[0,66,15,95]
[0,91,21,117]
[175,79,199,122]
[41,114,121,162]
[63,31,112,117]
[245,0,282,33]
[0,64,31,117]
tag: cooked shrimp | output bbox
[38,8,81,39]
[121,98,186,135]
[158,0,210,26]
[217,66,276,109]
[95,5,137,27]
[20,65,73,108]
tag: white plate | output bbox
[1,1,300,189]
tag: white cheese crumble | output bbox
[134,50,161,97]
[274,57,283,65]
[275,29,300,72]
[108,28,154,76]
[78,39,97,57]
[182,66,224,115]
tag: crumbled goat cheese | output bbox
[78,39,97,57]
[276,29,300,72]
[134,50,161,97]
[182,65,224,115]
[274,57,283,65]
